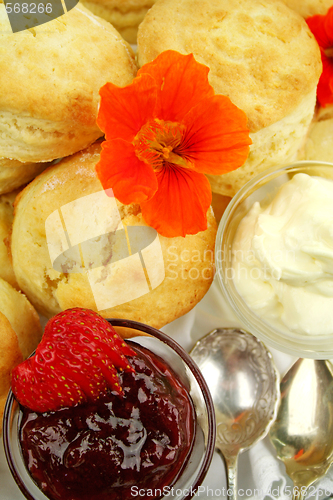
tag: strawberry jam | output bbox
[19,344,196,500]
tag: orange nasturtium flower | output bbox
[307,7,333,107]
[96,50,251,238]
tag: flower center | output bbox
[133,119,187,169]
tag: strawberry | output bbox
[11,308,136,413]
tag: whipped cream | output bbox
[232,173,333,336]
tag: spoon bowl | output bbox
[269,359,333,500]
[191,328,280,499]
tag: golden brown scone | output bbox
[80,0,158,43]
[0,3,137,164]
[0,278,42,431]
[281,0,332,18]
[0,157,50,195]
[11,142,217,328]
[0,189,21,289]
[137,0,322,196]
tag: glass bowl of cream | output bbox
[216,161,333,359]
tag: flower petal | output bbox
[138,50,215,123]
[307,15,330,48]
[317,52,333,107]
[323,7,333,46]
[96,139,158,204]
[140,164,212,237]
[307,7,333,49]
[179,95,251,175]
[97,74,158,142]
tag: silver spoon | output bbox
[191,328,280,500]
[270,358,333,500]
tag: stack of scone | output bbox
[0,2,216,359]
[0,1,218,336]
[0,2,139,412]
[1,0,330,400]
[137,0,322,202]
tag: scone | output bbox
[281,0,333,18]
[0,278,42,430]
[0,189,20,289]
[0,158,49,195]
[0,2,137,164]
[300,106,333,164]
[11,142,217,328]
[137,0,322,197]
[80,0,157,43]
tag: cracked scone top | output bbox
[137,0,322,197]
[0,3,137,164]
[11,142,217,328]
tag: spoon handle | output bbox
[223,453,238,500]
[292,488,307,500]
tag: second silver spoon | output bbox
[191,328,280,500]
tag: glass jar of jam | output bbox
[3,319,215,500]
